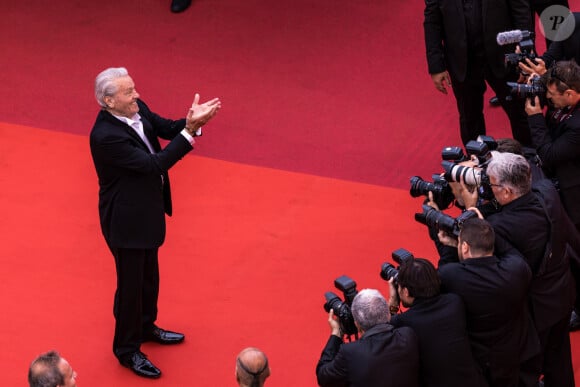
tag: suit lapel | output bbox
[141,117,162,153]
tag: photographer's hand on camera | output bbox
[519,57,547,78]
[437,230,458,248]
[327,310,342,338]
[387,278,400,315]
[525,93,543,116]
[426,191,440,211]
[458,180,479,209]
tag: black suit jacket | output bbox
[487,184,576,332]
[542,12,580,67]
[390,294,488,387]
[90,99,192,249]
[528,106,580,226]
[316,324,419,387]
[423,0,531,81]
[438,253,539,375]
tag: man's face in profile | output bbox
[106,76,140,118]
[58,358,77,387]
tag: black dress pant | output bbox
[110,247,160,359]
[450,55,532,147]
[520,314,574,387]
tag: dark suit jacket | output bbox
[316,324,419,387]
[423,0,531,81]
[89,99,192,249]
[542,12,580,67]
[487,184,576,332]
[528,106,580,226]
[390,294,488,387]
[438,253,539,378]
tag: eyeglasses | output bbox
[489,183,504,189]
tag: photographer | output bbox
[316,289,419,387]
[525,60,580,230]
[483,151,576,386]
[518,13,580,76]
[387,259,488,387]
[435,218,537,387]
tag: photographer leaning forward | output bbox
[315,289,419,387]
[387,258,488,387]
[524,60,580,331]
[431,151,579,386]
[432,217,537,387]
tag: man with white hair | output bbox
[89,67,220,378]
[484,151,578,386]
[316,288,419,387]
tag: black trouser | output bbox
[450,56,532,147]
[110,247,160,359]
[520,315,574,387]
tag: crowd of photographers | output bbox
[316,10,580,387]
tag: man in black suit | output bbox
[89,67,220,378]
[423,0,532,146]
[434,218,538,387]
[484,151,576,386]
[525,60,580,229]
[388,258,488,387]
[316,288,420,387]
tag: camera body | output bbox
[409,174,455,210]
[415,204,479,238]
[380,248,415,284]
[440,138,496,201]
[503,30,537,69]
[323,275,359,337]
[507,77,546,103]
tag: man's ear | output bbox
[461,240,470,257]
[104,96,114,108]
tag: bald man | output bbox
[235,347,270,387]
[28,350,77,387]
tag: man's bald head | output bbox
[235,347,270,387]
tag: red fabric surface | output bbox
[1,1,577,386]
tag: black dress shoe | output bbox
[120,351,161,379]
[489,96,500,107]
[144,326,185,344]
[171,0,192,13]
[570,310,580,331]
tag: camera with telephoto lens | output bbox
[323,275,359,338]
[414,204,479,238]
[507,77,546,102]
[409,174,455,210]
[502,30,537,69]
[440,139,495,201]
[380,248,415,284]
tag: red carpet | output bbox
[1,0,579,385]
[0,123,444,385]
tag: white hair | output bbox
[94,67,129,108]
[487,151,531,197]
[351,288,389,331]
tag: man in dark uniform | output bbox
[485,151,576,386]
[316,289,420,387]
[423,0,532,145]
[435,218,538,387]
[388,258,488,387]
[89,67,221,378]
